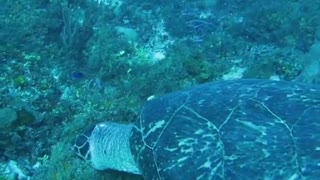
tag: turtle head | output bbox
[73,125,95,162]
[73,122,141,174]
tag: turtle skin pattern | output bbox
[130,79,320,180]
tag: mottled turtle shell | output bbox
[130,79,320,179]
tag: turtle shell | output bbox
[130,79,320,179]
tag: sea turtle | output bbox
[74,79,320,179]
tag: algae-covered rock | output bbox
[0,107,18,130]
[16,108,37,126]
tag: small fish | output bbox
[71,71,85,80]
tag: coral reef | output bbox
[1,0,320,179]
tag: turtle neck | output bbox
[89,121,141,174]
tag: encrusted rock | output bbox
[0,107,18,130]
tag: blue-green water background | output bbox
[0,0,320,179]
